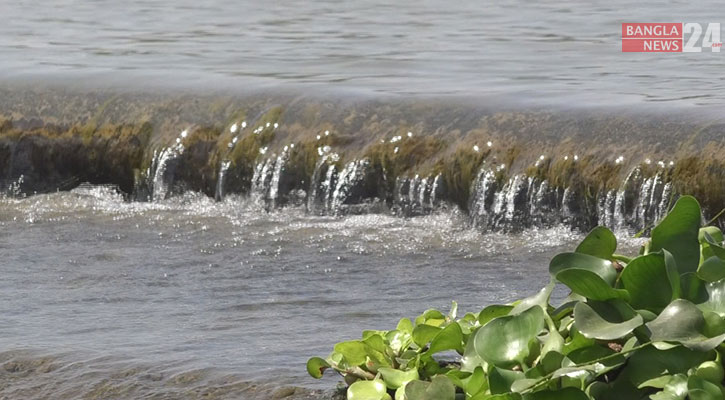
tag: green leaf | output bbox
[698,256,725,283]
[403,376,455,400]
[479,305,514,326]
[576,226,617,260]
[621,345,711,388]
[306,356,330,378]
[396,318,413,333]
[334,340,369,365]
[550,252,628,301]
[378,367,419,390]
[649,374,688,400]
[474,306,544,368]
[511,281,555,315]
[550,252,617,285]
[425,322,463,356]
[412,324,442,347]
[650,195,701,275]
[488,367,525,394]
[647,299,725,351]
[620,252,678,312]
[700,278,725,317]
[574,303,644,340]
[700,227,724,244]
[687,375,723,400]
[523,387,589,400]
[347,379,390,400]
[556,269,629,301]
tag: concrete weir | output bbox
[1,87,725,233]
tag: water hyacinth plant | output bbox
[308,195,725,399]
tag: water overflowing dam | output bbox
[1,88,724,234]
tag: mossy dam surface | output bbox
[2,87,725,233]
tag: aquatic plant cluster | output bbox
[308,196,725,399]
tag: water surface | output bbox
[0,187,616,397]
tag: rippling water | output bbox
[1,0,724,105]
[0,187,648,398]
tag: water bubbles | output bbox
[473,145,480,152]
[487,141,493,147]
[230,123,238,133]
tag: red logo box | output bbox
[622,23,683,52]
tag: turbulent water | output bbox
[1,0,725,105]
[0,187,648,398]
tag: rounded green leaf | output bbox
[412,324,442,347]
[698,256,725,283]
[378,367,419,390]
[574,301,643,340]
[576,226,617,260]
[699,227,724,244]
[525,387,589,400]
[550,252,617,285]
[334,340,369,365]
[403,376,455,400]
[425,322,464,356]
[306,357,330,379]
[687,375,723,400]
[650,195,701,275]
[478,304,513,326]
[347,379,389,400]
[647,299,725,351]
[621,252,678,312]
[474,306,544,368]
[555,269,629,301]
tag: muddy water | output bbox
[0,187,643,398]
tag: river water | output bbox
[0,186,613,397]
[1,0,724,106]
[0,0,714,398]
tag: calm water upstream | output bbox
[0,187,617,397]
[1,0,724,105]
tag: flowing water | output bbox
[0,188,648,398]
